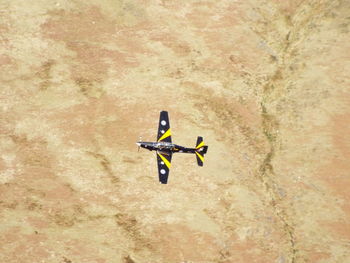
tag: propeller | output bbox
[137,136,142,152]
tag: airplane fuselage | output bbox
[136,141,197,154]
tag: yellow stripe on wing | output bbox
[158,128,171,142]
[195,151,204,162]
[196,141,204,149]
[157,152,171,169]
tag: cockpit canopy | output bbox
[155,141,174,149]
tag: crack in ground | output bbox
[253,1,338,261]
[256,2,340,261]
[259,103,297,263]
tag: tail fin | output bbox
[195,136,208,166]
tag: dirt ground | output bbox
[1,0,349,262]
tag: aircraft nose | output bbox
[136,142,141,147]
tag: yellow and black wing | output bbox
[157,152,172,184]
[157,111,171,143]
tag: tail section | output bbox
[195,136,208,166]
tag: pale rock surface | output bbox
[0,0,349,262]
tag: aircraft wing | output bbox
[157,111,171,143]
[157,152,172,184]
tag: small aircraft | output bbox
[136,111,208,184]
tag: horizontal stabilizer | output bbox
[195,151,204,166]
[195,136,208,166]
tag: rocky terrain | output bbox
[0,0,349,262]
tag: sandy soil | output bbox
[1,0,349,262]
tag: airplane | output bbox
[136,111,208,184]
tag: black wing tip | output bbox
[159,178,168,184]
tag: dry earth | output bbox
[1,0,350,262]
